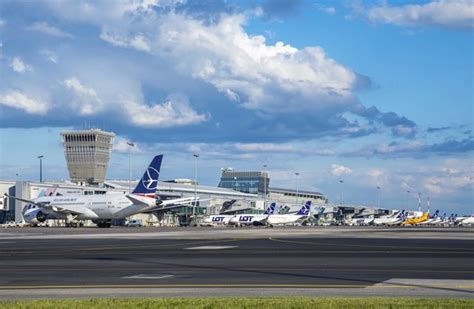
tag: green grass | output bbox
[1,297,473,309]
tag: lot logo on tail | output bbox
[264,202,276,215]
[142,167,160,190]
[132,155,163,195]
[296,201,312,216]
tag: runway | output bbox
[0,227,473,299]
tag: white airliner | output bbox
[229,201,312,227]
[8,155,196,228]
[460,216,474,226]
[227,202,278,226]
[418,210,440,225]
[265,201,313,226]
[201,203,277,227]
[347,216,374,226]
[373,210,406,226]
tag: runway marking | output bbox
[185,246,238,250]
[0,284,473,290]
[121,274,174,280]
[0,237,255,256]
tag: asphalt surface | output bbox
[0,227,473,299]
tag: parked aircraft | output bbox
[266,201,312,226]
[8,155,196,228]
[373,210,405,226]
[229,201,311,227]
[227,202,278,226]
[402,211,430,225]
[202,203,277,227]
[418,210,440,225]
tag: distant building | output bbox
[218,169,269,194]
[217,168,326,206]
[61,129,115,185]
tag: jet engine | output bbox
[24,208,48,224]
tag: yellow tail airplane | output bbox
[402,211,430,225]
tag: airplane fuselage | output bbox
[201,215,234,226]
[22,194,150,224]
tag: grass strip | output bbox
[1,297,473,309]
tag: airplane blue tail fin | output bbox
[397,210,405,218]
[264,202,276,215]
[132,155,163,196]
[296,201,311,215]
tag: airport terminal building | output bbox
[0,128,394,226]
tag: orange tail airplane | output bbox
[402,211,430,225]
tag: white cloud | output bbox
[63,77,103,115]
[331,164,352,176]
[316,5,336,15]
[368,168,384,178]
[364,0,473,29]
[113,136,144,154]
[27,22,74,38]
[100,32,151,52]
[124,95,208,128]
[0,91,49,114]
[9,57,32,73]
[95,12,360,114]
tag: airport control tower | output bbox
[61,129,115,186]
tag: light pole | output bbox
[233,176,237,191]
[406,190,410,209]
[37,155,44,182]
[338,180,344,205]
[193,153,199,218]
[263,164,267,209]
[295,172,300,204]
[376,186,381,208]
[126,142,134,193]
[418,192,422,212]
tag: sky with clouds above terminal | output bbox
[0,0,472,213]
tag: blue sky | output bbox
[0,0,472,213]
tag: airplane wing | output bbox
[160,197,198,206]
[125,194,154,207]
[5,194,90,216]
[138,197,208,213]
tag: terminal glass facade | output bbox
[218,170,269,194]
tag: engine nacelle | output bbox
[24,208,48,224]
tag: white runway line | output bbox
[184,246,238,250]
[121,274,174,280]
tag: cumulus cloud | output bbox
[99,12,362,116]
[61,76,207,127]
[27,21,74,38]
[0,0,435,145]
[63,77,103,115]
[9,57,31,73]
[0,91,49,115]
[331,164,352,176]
[354,105,417,138]
[362,0,474,30]
[124,95,208,128]
[113,136,144,154]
